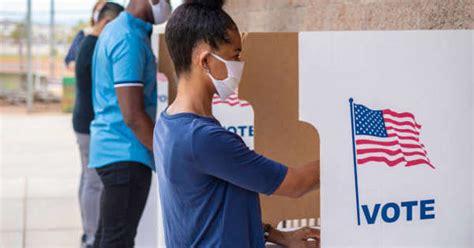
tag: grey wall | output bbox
[225,0,472,31]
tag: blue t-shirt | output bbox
[153,111,288,247]
[89,12,157,169]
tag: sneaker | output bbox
[80,234,87,248]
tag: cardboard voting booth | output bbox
[154,30,473,247]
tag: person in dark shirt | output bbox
[73,3,124,248]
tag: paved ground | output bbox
[1,111,83,248]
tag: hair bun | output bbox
[184,0,225,9]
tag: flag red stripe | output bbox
[212,100,248,104]
[387,133,419,142]
[356,139,425,149]
[358,157,434,168]
[357,156,406,167]
[384,118,422,129]
[406,159,435,169]
[357,148,427,157]
[213,100,240,104]
[385,126,420,136]
[213,95,239,100]
[383,109,421,126]
[212,101,249,107]
[383,109,415,119]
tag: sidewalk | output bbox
[1,112,82,248]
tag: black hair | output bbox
[165,0,238,76]
[98,2,124,22]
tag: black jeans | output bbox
[93,161,151,248]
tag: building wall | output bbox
[225,0,473,31]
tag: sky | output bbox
[0,0,182,26]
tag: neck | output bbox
[126,2,151,23]
[169,76,214,117]
[91,24,103,36]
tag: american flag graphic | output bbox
[353,103,434,169]
[212,94,251,107]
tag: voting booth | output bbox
[147,30,472,247]
[298,30,473,247]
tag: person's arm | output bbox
[65,30,84,68]
[193,126,320,197]
[265,224,320,248]
[116,86,154,150]
[192,126,288,195]
[273,160,320,198]
[111,36,154,150]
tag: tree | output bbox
[10,23,26,71]
[67,20,88,43]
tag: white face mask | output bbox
[148,0,172,25]
[207,53,245,101]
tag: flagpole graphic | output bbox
[349,98,362,226]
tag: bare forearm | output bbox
[273,160,320,198]
[297,160,320,195]
[126,112,154,151]
[265,224,320,247]
[115,86,154,150]
[266,227,288,246]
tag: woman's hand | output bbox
[268,226,320,248]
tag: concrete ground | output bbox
[1,111,82,248]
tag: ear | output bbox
[97,18,109,26]
[198,51,211,72]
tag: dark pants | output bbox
[93,162,151,248]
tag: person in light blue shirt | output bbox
[89,0,171,247]
[154,0,320,247]
[90,11,157,169]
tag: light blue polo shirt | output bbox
[89,12,157,169]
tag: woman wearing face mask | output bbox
[64,0,105,71]
[154,0,320,247]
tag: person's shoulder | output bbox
[97,30,141,60]
[191,118,241,145]
[70,30,85,44]
[79,35,98,55]
[192,117,223,133]
[83,35,98,44]
[99,15,137,44]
